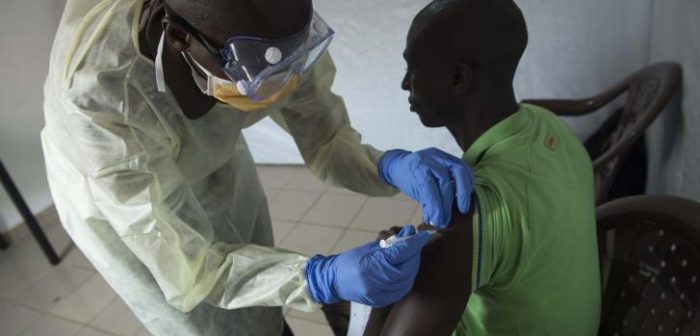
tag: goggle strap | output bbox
[155,32,167,93]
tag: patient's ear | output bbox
[452,62,472,94]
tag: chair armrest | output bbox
[523,81,628,116]
[522,99,600,116]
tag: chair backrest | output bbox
[524,62,682,204]
[596,195,700,335]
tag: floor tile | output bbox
[287,317,333,336]
[0,223,77,301]
[63,247,95,270]
[302,194,366,228]
[50,274,117,323]
[331,230,379,254]
[8,222,73,258]
[20,314,82,336]
[257,165,302,190]
[278,223,344,256]
[134,327,153,336]
[284,169,329,192]
[393,192,413,201]
[269,190,321,222]
[350,198,418,232]
[264,188,282,200]
[76,327,118,336]
[0,244,55,300]
[89,298,143,336]
[0,303,42,336]
[7,205,62,243]
[13,263,94,312]
[325,186,363,197]
[34,205,62,230]
[287,308,329,324]
[1,236,48,264]
[272,220,297,244]
[41,223,74,255]
[0,268,44,300]
[411,206,424,225]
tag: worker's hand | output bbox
[305,225,431,307]
[378,148,473,228]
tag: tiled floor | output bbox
[0,165,421,336]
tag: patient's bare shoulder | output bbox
[367,202,475,336]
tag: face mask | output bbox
[189,53,300,112]
[155,33,299,112]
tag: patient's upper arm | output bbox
[376,201,476,336]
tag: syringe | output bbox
[379,229,437,248]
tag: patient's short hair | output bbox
[412,0,528,85]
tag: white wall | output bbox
[243,0,656,163]
[245,0,700,204]
[515,0,653,138]
[1,0,698,231]
[243,0,464,164]
[0,0,67,231]
[646,0,700,200]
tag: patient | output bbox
[363,0,601,335]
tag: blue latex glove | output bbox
[305,225,432,307]
[378,147,473,228]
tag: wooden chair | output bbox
[596,195,700,335]
[524,62,682,204]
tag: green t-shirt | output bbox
[454,104,601,335]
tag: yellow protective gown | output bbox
[41,0,395,335]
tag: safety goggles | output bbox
[164,6,334,101]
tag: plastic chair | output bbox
[523,62,682,204]
[596,195,700,335]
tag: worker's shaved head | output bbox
[164,0,312,44]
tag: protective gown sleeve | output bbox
[272,52,398,197]
[55,83,319,313]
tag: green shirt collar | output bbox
[463,104,531,165]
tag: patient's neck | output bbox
[449,89,519,152]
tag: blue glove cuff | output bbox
[305,254,339,304]
[378,149,411,186]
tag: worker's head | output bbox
[162,0,332,101]
[402,0,528,127]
